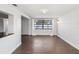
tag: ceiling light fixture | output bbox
[40,9,48,14]
[12,4,17,7]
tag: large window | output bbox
[34,20,52,30]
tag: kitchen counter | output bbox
[0,33,14,38]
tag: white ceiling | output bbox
[17,4,79,18]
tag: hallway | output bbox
[13,35,79,54]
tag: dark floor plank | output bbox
[13,35,79,54]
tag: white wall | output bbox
[21,17,29,35]
[8,15,14,34]
[32,19,57,36]
[0,19,3,32]
[58,8,79,50]
[28,19,32,35]
[0,4,28,54]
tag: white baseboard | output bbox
[57,35,79,50]
[10,42,21,54]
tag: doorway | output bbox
[0,12,14,38]
[21,16,29,41]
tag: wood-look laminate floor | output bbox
[13,35,79,54]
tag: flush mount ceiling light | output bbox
[12,4,18,7]
[40,9,48,14]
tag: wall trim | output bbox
[22,34,54,36]
[11,42,21,54]
[32,35,53,36]
[57,34,79,50]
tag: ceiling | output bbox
[17,4,79,18]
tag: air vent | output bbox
[12,4,17,7]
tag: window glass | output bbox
[34,20,52,30]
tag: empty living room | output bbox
[0,4,79,54]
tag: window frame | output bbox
[34,19,53,30]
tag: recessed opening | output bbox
[0,11,14,38]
